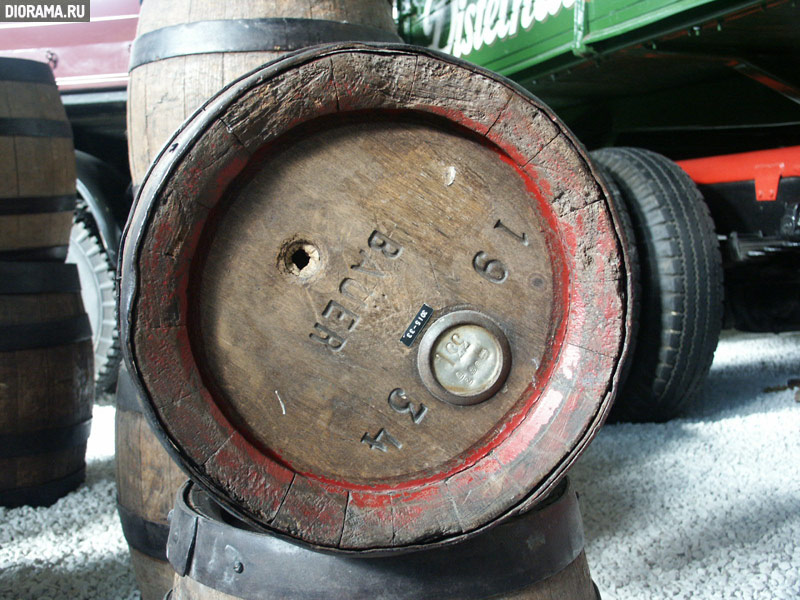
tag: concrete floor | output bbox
[1,330,798,599]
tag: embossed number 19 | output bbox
[472,219,531,283]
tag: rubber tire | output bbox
[591,147,723,422]
[67,219,120,393]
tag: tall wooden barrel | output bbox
[0,262,93,506]
[167,479,599,599]
[120,43,632,552]
[0,58,76,261]
[116,362,187,600]
[127,0,400,185]
[121,2,402,595]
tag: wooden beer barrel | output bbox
[166,479,599,599]
[120,43,633,552]
[0,58,76,261]
[127,0,400,185]
[116,362,187,600]
[0,262,93,506]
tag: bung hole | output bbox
[281,240,321,278]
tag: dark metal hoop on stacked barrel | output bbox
[129,18,402,70]
[0,262,93,507]
[166,479,599,599]
[0,57,76,262]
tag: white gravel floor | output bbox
[1,330,798,600]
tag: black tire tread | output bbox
[591,147,723,422]
[68,218,121,393]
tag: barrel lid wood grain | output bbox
[120,43,633,553]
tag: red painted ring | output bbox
[120,43,631,553]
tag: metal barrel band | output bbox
[0,466,85,508]
[129,18,402,70]
[0,245,69,261]
[0,419,92,459]
[168,479,586,600]
[0,262,80,294]
[0,194,76,215]
[115,365,144,414]
[117,502,171,561]
[0,57,57,85]
[0,314,92,352]
[0,117,72,138]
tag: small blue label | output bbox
[401,304,434,347]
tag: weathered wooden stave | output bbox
[121,43,633,552]
[0,262,93,507]
[0,57,76,261]
[115,362,187,600]
[127,0,400,185]
[166,479,599,600]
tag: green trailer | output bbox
[399,0,800,154]
[400,0,800,421]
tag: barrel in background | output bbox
[127,0,400,185]
[0,57,76,262]
[0,262,93,507]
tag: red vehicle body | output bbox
[0,0,138,91]
[679,147,800,332]
[0,0,139,234]
[679,146,800,202]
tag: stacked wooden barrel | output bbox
[0,57,92,507]
[120,40,632,596]
[121,2,401,598]
[0,263,93,506]
[0,57,76,261]
[115,363,187,600]
[127,0,400,185]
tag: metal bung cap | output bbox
[417,309,512,406]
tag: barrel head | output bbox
[120,43,632,552]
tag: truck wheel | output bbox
[591,147,723,422]
[67,219,120,393]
